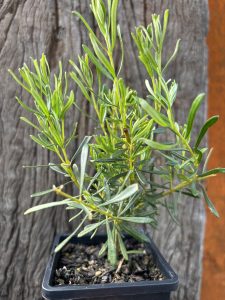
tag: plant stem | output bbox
[175,129,195,157]
[162,174,215,198]
[61,148,80,188]
[53,187,116,220]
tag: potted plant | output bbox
[9,0,224,299]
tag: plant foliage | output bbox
[9,0,224,266]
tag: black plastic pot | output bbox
[42,234,178,300]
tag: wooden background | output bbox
[202,0,225,299]
[0,1,208,299]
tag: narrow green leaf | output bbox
[65,122,78,148]
[69,201,92,219]
[106,220,117,266]
[117,25,124,76]
[119,216,153,224]
[111,0,119,50]
[145,80,157,100]
[22,164,51,168]
[78,220,105,237]
[118,233,128,260]
[159,151,179,164]
[140,168,168,175]
[24,199,70,214]
[90,0,106,36]
[30,88,50,117]
[100,184,138,206]
[141,138,177,151]
[139,98,169,127]
[163,39,180,72]
[69,210,83,222]
[61,91,75,118]
[70,71,91,101]
[72,164,80,182]
[127,250,145,255]
[48,163,66,175]
[147,180,169,190]
[71,136,92,162]
[164,197,180,225]
[20,117,40,131]
[70,59,86,83]
[152,14,160,48]
[132,119,154,143]
[119,194,137,216]
[16,97,40,115]
[8,69,31,93]
[80,143,89,194]
[199,168,225,178]
[145,192,165,201]
[83,45,113,80]
[89,34,115,77]
[30,135,53,150]
[87,170,102,191]
[72,11,97,37]
[195,116,219,150]
[93,157,124,163]
[200,185,219,217]
[181,189,200,198]
[99,241,108,257]
[161,9,169,46]
[120,224,150,243]
[203,148,214,173]
[54,230,76,253]
[185,93,205,139]
[40,54,50,84]
[54,216,87,252]
[31,188,54,198]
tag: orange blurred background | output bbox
[201,1,225,299]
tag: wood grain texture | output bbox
[201,1,225,299]
[0,1,208,299]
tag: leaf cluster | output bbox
[9,0,224,266]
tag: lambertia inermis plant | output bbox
[9,0,225,266]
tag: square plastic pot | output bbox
[42,234,178,300]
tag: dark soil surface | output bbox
[54,239,166,286]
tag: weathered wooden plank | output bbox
[0,1,208,299]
